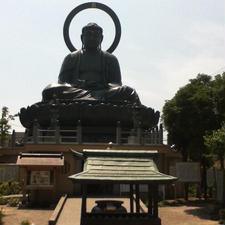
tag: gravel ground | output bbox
[1,206,53,225]
[159,205,218,225]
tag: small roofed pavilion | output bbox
[69,149,177,225]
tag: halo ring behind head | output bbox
[63,2,121,53]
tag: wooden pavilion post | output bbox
[153,184,158,218]
[129,184,134,213]
[81,184,87,218]
[135,184,140,213]
[148,184,153,216]
[55,123,60,144]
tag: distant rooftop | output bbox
[16,153,64,166]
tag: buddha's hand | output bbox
[72,80,106,90]
[85,80,99,89]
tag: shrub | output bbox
[20,220,31,225]
[188,184,198,197]
[0,208,3,225]
[0,183,10,196]
[10,181,22,194]
[8,198,20,207]
[0,197,7,205]
[0,181,21,196]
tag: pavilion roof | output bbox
[69,149,177,184]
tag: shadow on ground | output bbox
[182,200,219,221]
[159,199,219,221]
[184,206,212,220]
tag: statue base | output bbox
[19,100,159,131]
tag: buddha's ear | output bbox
[81,34,84,43]
[100,35,103,43]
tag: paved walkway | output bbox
[56,197,131,225]
[56,197,81,225]
[56,197,218,225]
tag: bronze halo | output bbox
[63,2,121,53]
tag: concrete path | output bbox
[56,197,218,225]
[56,197,131,225]
[56,197,81,225]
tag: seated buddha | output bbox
[42,23,141,104]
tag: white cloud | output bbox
[122,54,225,114]
[184,21,225,57]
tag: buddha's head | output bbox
[81,23,103,50]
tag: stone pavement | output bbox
[55,197,218,225]
[56,197,131,225]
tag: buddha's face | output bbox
[81,28,103,50]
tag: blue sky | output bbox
[1,0,225,131]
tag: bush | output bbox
[20,220,31,225]
[10,181,22,194]
[0,181,21,196]
[8,198,20,207]
[0,183,10,196]
[0,208,3,225]
[0,196,7,205]
[188,184,198,197]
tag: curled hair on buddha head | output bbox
[82,23,103,35]
[81,23,103,50]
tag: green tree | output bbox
[162,74,223,199]
[211,72,225,121]
[162,74,220,161]
[204,123,225,170]
[204,123,225,206]
[0,107,14,147]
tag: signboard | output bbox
[30,171,50,185]
[176,162,201,183]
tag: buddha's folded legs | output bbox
[42,84,92,102]
[104,85,141,104]
[42,83,140,104]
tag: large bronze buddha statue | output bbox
[42,23,140,104]
[19,17,159,131]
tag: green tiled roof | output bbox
[69,149,177,184]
